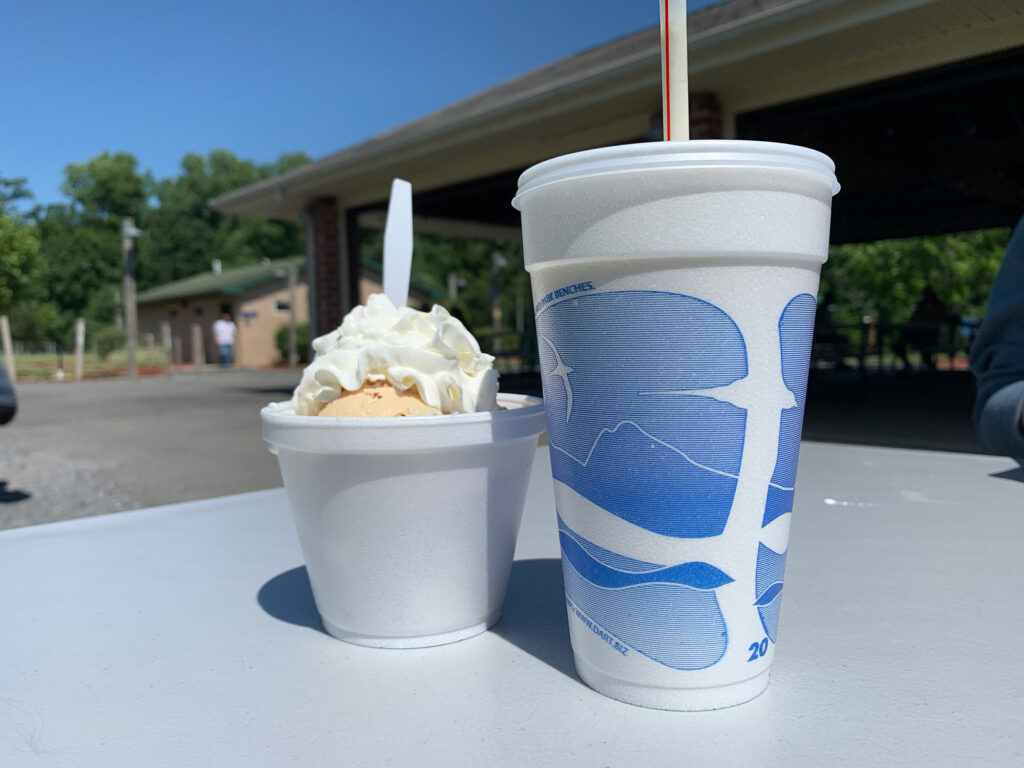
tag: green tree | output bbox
[6,150,313,345]
[137,149,309,289]
[0,175,33,216]
[0,213,40,313]
[0,174,40,313]
[20,153,147,344]
[361,229,530,352]
[821,228,1010,329]
[5,299,63,344]
[27,203,120,343]
[61,152,146,220]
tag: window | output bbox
[275,300,291,314]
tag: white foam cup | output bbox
[261,393,546,648]
[514,141,839,710]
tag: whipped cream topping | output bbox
[291,294,499,416]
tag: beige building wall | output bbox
[138,276,310,367]
[139,296,228,365]
[235,280,310,367]
[138,268,436,367]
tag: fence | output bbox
[471,330,541,374]
[811,318,975,374]
[0,316,204,382]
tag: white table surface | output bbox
[2,442,1022,767]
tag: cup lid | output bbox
[513,140,840,208]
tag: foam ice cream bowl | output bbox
[261,393,546,649]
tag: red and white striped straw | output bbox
[659,0,689,141]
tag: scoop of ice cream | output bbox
[292,293,499,416]
[318,381,443,418]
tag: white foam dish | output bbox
[261,393,546,648]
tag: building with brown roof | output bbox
[137,257,440,367]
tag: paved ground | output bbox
[0,366,987,531]
[802,368,982,455]
[0,370,299,530]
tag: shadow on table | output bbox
[257,566,326,633]
[0,481,30,503]
[257,559,577,680]
[491,558,576,681]
[991,465,1024,483]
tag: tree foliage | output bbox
[26,203,121,342]
[0,176,33,216]
[137,149,308,290]
[360,229,531,349]
[62,152,147,221]
[0,174,40,313]
[275,322,311,364]
[821,228,1011,329]
[2,148,1013,362]
[8,149,308,346]
[0,212,40,313]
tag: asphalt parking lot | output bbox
[0,365,988,531]
[0,369,300,530]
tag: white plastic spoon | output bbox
[382,178,413,308]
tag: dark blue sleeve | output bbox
[0,360,15,425]
[970,215,1024,461]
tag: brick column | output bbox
[304,197,342,336]
[689,93,723,140]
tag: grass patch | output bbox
[11,349,168,381]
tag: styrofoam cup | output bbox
[514,141,839,710]
[261,393,546,648]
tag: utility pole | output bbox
[113,287,123,329]
[73,318,85,381]
[287,262,298,367]
[121,217,144,380]
[276,263,299,367]
[0,315,15,380]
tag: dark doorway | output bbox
[737,47,1024,244]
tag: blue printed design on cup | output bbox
[754,543,787,643]
[763,293,817,528]
[559,516,733,670]
[536,291,748,539]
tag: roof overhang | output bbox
[210,0,1024,221]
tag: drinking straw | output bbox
[659,0,689,141]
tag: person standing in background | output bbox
[212,312,237,368]
[970,214,1024,462]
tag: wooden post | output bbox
[160,320,173,378]
[287,262,298,367]
[74,318,85,381]
[121,217,140,380]
[0,315,15,380]
[113,287,123,329]
[191,322,205,373]
[491,252,506,355]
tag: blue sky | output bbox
[2,1,722,206]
